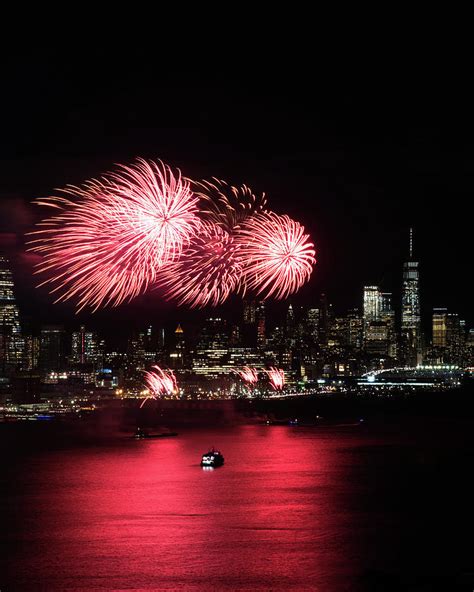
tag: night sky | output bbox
[1,44,472,335]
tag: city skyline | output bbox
[0,223,471,339]
[2,235,471,401]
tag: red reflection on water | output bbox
[4,426,365,590]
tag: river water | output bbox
[1,419,474,590]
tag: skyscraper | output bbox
[380,292,397,358]
[71,325,100,365]
[39,325,66,374]
[306,308,320,344]
[347,308,363,350]
[446,313,466,365]
[193,318,229,376]
[170,324,186,368]
[0,255,23,374]
[243,300,256,325]
[401,228,422,364]
[363,286,381,341]
[363,286,380,323]
[242,299,265,348]
[432,308,448,347]
[256,302,266,348]
[319,293,329,345]
[363,287,396,358]
[286,304,295,338]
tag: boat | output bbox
[133,427,178,439]
[200,447,225,467]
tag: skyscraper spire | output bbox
[401,228,421,365]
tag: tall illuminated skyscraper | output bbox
[193,318,229,376]
[170,324,185,368]
[0,255,21,333]
[363,286,380,324]
[432,308,448,347]
[0,255,23,374]
[363,286,381,344]
[362,288,397,358]
[401,228,422,364]
[380,292,397,358]
[256,302,266,348]
[71,325,100,365]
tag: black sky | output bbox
[0,43,472,334]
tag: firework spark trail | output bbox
[140,365,178,408]
[235,212,316,299]
[28,161,317,312]
[265,367,285,391]
[192,178,267,232]
[159,222,243,307]
[28,159,199,312]
[234,366,259,385]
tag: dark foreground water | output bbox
[1,419,474,591]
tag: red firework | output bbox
[234,366,259,385]
[236,212,316,299]
[28,159,199,312]
[159,222,242,307]
[141,366,178,408]
[191,178,267,231]
[265,367,285,391]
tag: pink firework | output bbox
[28,159,199,312]
[158,222,242,307]
[192,178,267,232]
[236,212,316,299]
[234,366,259,385]
[141,366,178,407]
[265,367,285,391]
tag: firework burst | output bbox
[159,222,242,307]
[236,212,316,299]
[141,365,178,408]
[234,366,259,385]
[265,367,285,391]
[28,159,199,312]
[192,178,267,232]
